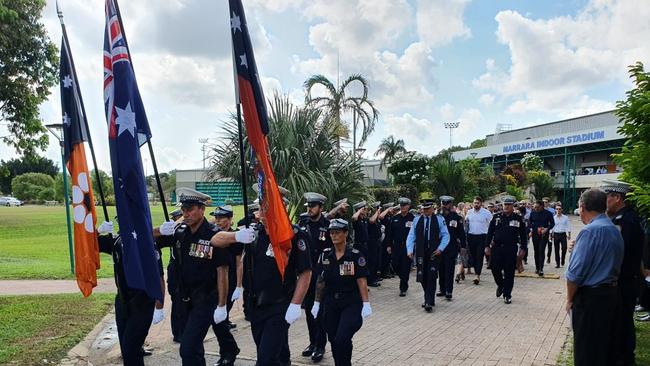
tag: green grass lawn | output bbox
[0,293,114,365]
[0,204,245,280]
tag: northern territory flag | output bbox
[60,29,100,297]
[103,0,162,301]
[228,0,294,279]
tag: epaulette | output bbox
[352,248,360,254]
[323,247,332,252]
[615,214,623,220]
[293,224,307,234]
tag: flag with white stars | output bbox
[59,23,100,298]
[229,0,294,279]
[103,0,162,302]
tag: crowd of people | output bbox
[92,179,649,366]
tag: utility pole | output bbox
[199,138,209,170]
[444,121,460,148]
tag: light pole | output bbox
[491,153,497,172]
[444,121,460,148]
[199,138,209,170]
[45,123,75,275]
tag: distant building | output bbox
[360,159,389,186]
[452,110,624,210]
[173,169,242,206]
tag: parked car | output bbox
[0,196,22,206]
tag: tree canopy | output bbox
[0,155,58,194]
[0,0,58,156]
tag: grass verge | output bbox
[0,293,114,365]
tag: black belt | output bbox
[590,281,618,288]
[329,291,356,300]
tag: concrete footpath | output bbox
[0,216,584,366]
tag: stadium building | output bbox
[452,110,625,210]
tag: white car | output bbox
[0,196,22,206]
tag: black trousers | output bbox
[211,306,239,359]
[545,233,553,261]
[179,293,218,366]
[490,244,517,298]
[572,286,620,366]
[115,291,154,366]
[467,234,486,275]
[367,240,379,283]
[167,265,187,342]
[420,258,439,306]
[531,232,549,272]
[395,247,411,292]
[250,312,290,366]
[438,246,457,295]
[380,241,393,276]
[553,233,568,266]
[303,276,327,350]
[615,280,639,366]
[324,300,362,366]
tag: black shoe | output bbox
[496,287,503,298]
[227,321,237,329]
[421,303,426,308]
[555,264,560,268]
[399,291,406,297]
[473,278,480,285]
[216,355,237,366]
[546,258,550,264]
[486,265,491,270]
[535,269,539,275]
[302,345,315,357]
[368,282,381,287]
[504,296,512,304]
[377,277,383,282]
[311,347,325,362]
[524,260,528,265]
[141,347,153,356]
[455,274,460,283]
[445,294,452,301]
[436,292,445,297]
[460,273,465,281]
[424,304,433,312]
[539,271,544,277]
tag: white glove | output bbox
[285,303,302,325]
[152,308,165,325]
[97,221,113,235]
[159,220,176,236]
[361,302,372,319]
[213,305,228,324]
[311,301,320,319]
[231,287,243,302]
[235,228,256,244]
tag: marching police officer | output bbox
[438,196,466,300]
[406,199,450,312]
[602,180,645,366]
[378,202,395,279]
[96,221,160,366]
[352,201,369,255]
[157,188,254,365]
[367,201,382,287]
[311,219,372,366]
[390,197,415,297]
[485,196,528,304]
[165,208,185,343]
[223,185,312,365]
[209,205,243,365]
[298,192,331,363]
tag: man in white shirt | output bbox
[552,204,571,268]
[465,196,493,285]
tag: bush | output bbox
[521,153,544,172]
[11,173,55,201]
[502,164,526,186]
[506,185,525,201]
[396,184,419,205]
[526,171,555,200]
[388,152,431,192]
[370,187,399,205]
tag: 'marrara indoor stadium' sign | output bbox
[502,130,606,154]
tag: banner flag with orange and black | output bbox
[60,32,100,297]
[228,0,294,279]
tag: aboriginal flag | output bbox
[228,0,294,278]
[60,30,100,297]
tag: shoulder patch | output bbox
[358,256,366,267]
[297,239,307,251]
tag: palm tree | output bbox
[429,153,466,200]
[208,94,368,221]
[304,74,379,152]
[374,135,407,171]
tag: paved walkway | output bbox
[0,278,116,295]
[0,217,583,366]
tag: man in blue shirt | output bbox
[529,200,555,276]
[406,198,450,312]
[565,188,624,366]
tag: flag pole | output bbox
[57,2,109,222]
[111,0,169,221]
[231,43,250,225]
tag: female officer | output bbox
[310,218,372,366]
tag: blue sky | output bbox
[1,0,648,173]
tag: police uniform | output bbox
[157,189,231,365]
[379,202,395,278]
[209,205,242,365]
[485,197,528,303]
[439,196,466,300]
[367,201,382,286]
[244,222,312,365]
[352,201,369,255]
[390,197,415,295]
[406,199,450,310]
[602,180,644,366]
[165,208,185,342]
[98,233,156,366]
[298,192,331,361]
[316,219,369,366]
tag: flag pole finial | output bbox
[56,0,64,24]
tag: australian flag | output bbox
[103,0,162,301]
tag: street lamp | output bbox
[444,121,460,148]
[491,153,497,172]
[45,123,75,274]
[355,148,366,159]
[199,138,209,170]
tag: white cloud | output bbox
[478,93,495,106]
[384,113,442,148]
[416,0,472,47]
[473,1,650,115]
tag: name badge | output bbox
[339,261,355,276]
[449,220,457,228]
[405,221,413,228]
[509,220,520,227]
[189,240,213,259]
